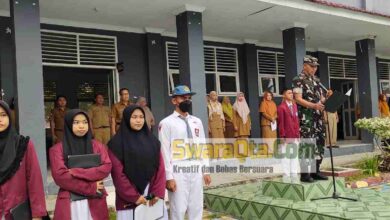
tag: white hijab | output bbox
[233,92,250,124]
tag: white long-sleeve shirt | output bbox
[158,111,209,180]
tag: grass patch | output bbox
[345,155,383,183]
[357,155,381,176]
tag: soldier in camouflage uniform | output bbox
[293,55,332,182]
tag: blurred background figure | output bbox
[207,91,225,138]
[233,92,251,138]
[259,91,277,139]
[222,96,235,138]
[88,94,111,145]
[136,96,155,131]
[379,93,390,118]
[50,95,68,144]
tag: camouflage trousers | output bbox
[298,115,325,160]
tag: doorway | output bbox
[330,79,359,140]
[340,81,359,140]
[43,66,116,145]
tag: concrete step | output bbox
[323,143,374,158]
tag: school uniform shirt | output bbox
[158,111,209,220]
[158,111,209,180]
[277,101,300,139]
[0,140,47,220]
[49,140,112,220]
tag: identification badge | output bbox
[195,128,199,137]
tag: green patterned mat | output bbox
[262,178,346,201]
[205,179,390,220]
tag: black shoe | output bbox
[312,159,329,180]
[311,172,329,180]
[300,174,314,183]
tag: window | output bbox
[378,62,390,96]
[380,81,390,95]
[41,30,117,68]
[328,57,357,79]
[165,42,240,95]
[257,50,285,96]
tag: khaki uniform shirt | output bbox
[111,102,130,125]
[50,108,67,130]
[88,104,111,128]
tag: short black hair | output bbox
[94,93,104,99]
[119,88,129,95]
[56,95,67,102]
[281,87,293,94]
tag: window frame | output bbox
[257,50,285,97]
[165,42,240,96]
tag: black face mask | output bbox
[178,100,192,113]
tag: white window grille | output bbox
[165,42,240,96]
[328,57,357,79]
[41,30,117,68]
[257,50,285,96]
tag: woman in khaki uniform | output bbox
[222,96,235,138]
[233,92,251,138]
[207,91,225,138]
[259,91,277,139]
[379,94,390,117]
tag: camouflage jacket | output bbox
[292,72,325,121]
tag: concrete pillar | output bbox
[282,27,306,88]
[356,38,379,142]
[243,43,260,138]
[10,0,47,186]
[0,17,16,103]
[145,31,167,134]
[176,9,208,132]
[315,51,330,88]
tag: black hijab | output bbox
[63,109,93,166]
[0,101,29,184]
[108,105,160,194]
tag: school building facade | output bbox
[0,0,389,185]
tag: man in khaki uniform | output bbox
[111,88,131,135]
[50,95,68,144]
[89,94,111,145]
